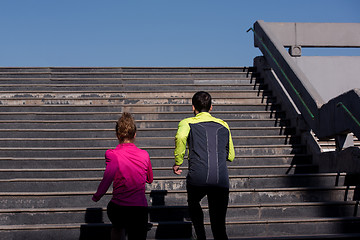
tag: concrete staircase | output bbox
[0,67,360,240]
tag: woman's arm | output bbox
[92,150,118,202]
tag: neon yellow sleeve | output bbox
[174,119,190,166]
[220,120,235,162]
[228,130,235,162]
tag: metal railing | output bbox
[247,27,315,120]
[337,102,360,128]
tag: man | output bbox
[173,91,235,240]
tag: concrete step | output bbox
[2,221,360,240]
[0,78,254,86]
[2,217,358,239]
[0,72,253,78]
[0,110,286,121]
[0,154,311,169]
[0,96,275,106]
[2,201,357,227]
[0,127,294,138]
[0,72,252,79]
[2,222,360,240]
[0,173,346,193]
[0,84,259,91]
[0,129,295,140]
[0,121,277,130]
[1,155,308,171]
[0,66,252,75]
[318,136,360,152]
[226,233,360,240]
[0,97,276,107]
[0,135,302,147]
[0,66,252,72]
[0,186,356,209]
[0,118,290,129]
[0,144,306,158]
[224,201,360,220]
[0,164,316,179]
[0,104,280,113]
[0,69,252,75]
[228,173,346,188]
[0,90,267,99]
[0,71,251,79]
[209,217,360,239]
[0,224,81,240]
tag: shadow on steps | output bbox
[79,190,192,240]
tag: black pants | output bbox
[107,201,148,240]
[187,184,229,240]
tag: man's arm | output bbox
[227,130,235,161]
[221,120,235,162]
[174,119,190,173]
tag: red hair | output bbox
[115,112,137,143]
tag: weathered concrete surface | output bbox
[262,22,360,48]
[294,56,360,103]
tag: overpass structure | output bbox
[250,20,360,173]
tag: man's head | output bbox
[192,91,212,113]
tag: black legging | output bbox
[107,201,148,240]
[187,184,229,240]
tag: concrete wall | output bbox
[293,56,360,103]
[257,21,360,103]
[264,22,360,47]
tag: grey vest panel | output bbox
[187,122,230,188]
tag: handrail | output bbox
[337,102,360,128]
[247,27,315,120]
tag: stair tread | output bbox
[0,186,355,196]
[0,145,305,151]
[226,233,360,240]
[2,216,360,230]
[0,103,271,106]
[0,154,309,160]
[1,201,356,213]
[1,89,259,92]
[0,171,328,181]
[0,136,297,140]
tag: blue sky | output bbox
[0,0,359,67]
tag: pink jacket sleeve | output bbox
[92,150,118,202]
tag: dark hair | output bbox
[115,112,137,143]
[192,91,212,112]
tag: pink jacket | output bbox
[92,143,153,206]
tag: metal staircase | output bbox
[0,67,360,240]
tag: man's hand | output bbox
[173,164,182,175]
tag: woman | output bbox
[92,112,153,240]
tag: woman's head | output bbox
[115,112,137,143]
